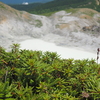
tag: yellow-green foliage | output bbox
[0,44,100,100]
[65,8,78,14]
[41,11,58,16]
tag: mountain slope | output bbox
[10,0,100,15]
[31,0,100,13]
[0,2,100,52]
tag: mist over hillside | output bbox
[0,2,100,52]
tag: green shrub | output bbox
[0,44,100,100]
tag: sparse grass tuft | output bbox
[35,20,43,27]
[0,4,5,9]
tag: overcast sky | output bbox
[0,0,53,4]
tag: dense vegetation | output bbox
[9,0,100,16]
[0,44,100,100]
[9,3,42,11]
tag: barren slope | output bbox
[0,2,100,52]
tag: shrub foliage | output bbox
[0,44,100,100]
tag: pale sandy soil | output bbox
[19,39,100,63]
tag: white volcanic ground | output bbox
[0,7,100,63]
[1,10,100,53]
[19,39,100,63]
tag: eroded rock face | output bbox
[82,25,100,32]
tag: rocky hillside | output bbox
[0,2,52,48]
[0,2,100,52]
